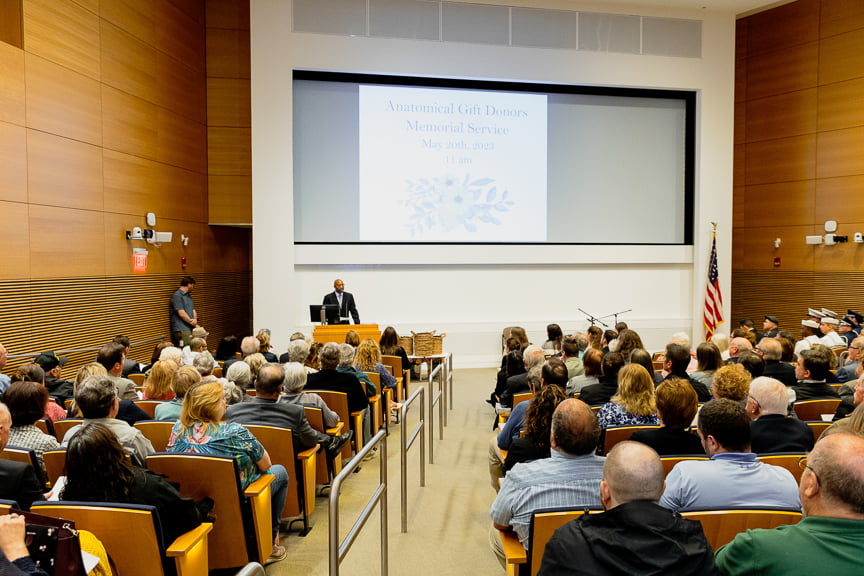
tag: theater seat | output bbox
[681,507,802,550]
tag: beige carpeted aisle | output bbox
[265,367,502,575]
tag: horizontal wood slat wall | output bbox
[733,1,864,325]
[0,271,250,376]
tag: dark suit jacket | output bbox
[792,381,840,401]
[664,372,711,402]
[579,375,619,406]
[500,373,530,408]
[629,427,705,456]
[306,369,369,413]
[227,397,327,450]
[750,414,814,454]
[762,360,797,388]
[0,460,44,511]
[836,363,857,383]
[323,291,360,324]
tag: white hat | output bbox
[822,317,839,326]
[808,308,824,318]
[821,308,838,318]
[802,320,820,329]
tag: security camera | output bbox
[855,233,864,244]
[126,227,144,240]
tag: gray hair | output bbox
[222,380,246,405]
[226,361,251,387]
[523,345,545,369]
[669,332,691,350]
[283,362,308,393]
[748,376,789,415]
[159,346,183,365]
[287,339,310,364]
[338,343,356,367]
[193,350,215,376]
[320,342,341,370]
[240,336,259,355]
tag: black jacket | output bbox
[664,371,711,402]
[306,369,369,413]
[629,427,705,456]
[750,414,814,454]
[538,500,719,576]
[762,360,797,388]
[578,375,618,406]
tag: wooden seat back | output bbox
[34,418,54,437]
[660,455,708,477]
[792,399,841,421]
[806,421,831,442]
[128,373,146,386]
[32,501,213,576]
[42,449,66,487]
[681,508,802,550]
[756,453,807,484]
[304,407,341,484]
[381,355,405,401]
[53,419,84,442]
[601,425,660,456]
[512,392,533,410]
[0,447,46,487]
[134,400,164,418]
[364,371,383,432]
[146,453,273,569]
[134,420,176,452]
[313,390,362,458]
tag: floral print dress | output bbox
[168,421,265,488]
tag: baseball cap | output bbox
[33,351,68,371]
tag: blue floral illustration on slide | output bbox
[404,175,514,235]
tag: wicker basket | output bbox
[411,331,445,355]
[399,335,414,355]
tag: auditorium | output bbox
[1,0,863,574]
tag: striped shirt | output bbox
[490,450,605,546]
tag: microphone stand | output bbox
[598,309,632,328]
[578,308,608,328]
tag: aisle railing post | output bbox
[399,386,425,533]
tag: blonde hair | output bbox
[173,365,202,399]
[256,329,271,354]
[70,363,108,417]
[611,364,657,417]
[244,353,265,379]
[179,380,225,432]
[354,339,382,371]
[144,360,177,399]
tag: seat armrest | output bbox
[498,527,526,566]
[297,445,319,459]
[166,522,213,556]
[167,522,213,576]
[244,472,275,497]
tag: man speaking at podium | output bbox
[323,278,360,324]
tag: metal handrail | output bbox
[329,429,388,576]
[400,385,425,533]
[427,362,445,463]
[446,352,454,411]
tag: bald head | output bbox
[804,433,864,518]
[240,336,259,356]
[551,399,600,456]
[602,441,664,508]
[0,343,7,369]
[0,403,11,451]
[522,345,545,370]
[729,337,752,357]
[757,337,782,360]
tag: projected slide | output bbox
[358,86,547,242]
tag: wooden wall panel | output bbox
[738,180,815,229]
[207,77,251,126]
[816,126,864,179]
[818,28,864,86]
[731,270,819,329]
[206,0,250,30]
[24,53,102,145]
[815,175,864,223]
[817,77,864,133]
[204,225,251,272]
[0,121,26,202]
[28,205,105,278]
[733,225,817,271]
[22,0,100,79]
[820,0,864,39]
[733,143,745,187]
[207,127,251,175]
[101,85,159,161]
[155,164,206,223]
[168,0,204,27]
[744,0,818,56]
[746,41,818,101]
[103,214,204,276]
[100,20,159,104]
[745,88,817,143]
[0,201,29,279]
[205,28,250,78]
[208,175,252,224]
[812,228,864,271]
[157,50,207,123]
[26,130,103,211]
[99,0,156,48]
[0,41,25,124]
[102,150,161,214]
[155,1,205,73]
[157,108,207,172]
[744,135,816,185]
[0,272,250,374]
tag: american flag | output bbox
[703,232,723,340]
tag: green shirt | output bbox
[715,515,864,575]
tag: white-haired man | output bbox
[747,377,813,454]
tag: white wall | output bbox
[250,0,735,367]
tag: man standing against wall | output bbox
[170,276,197,346]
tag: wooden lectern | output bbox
[312,324,381,344]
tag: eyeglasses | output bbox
[798,456,820,484]
[747,394,761,410]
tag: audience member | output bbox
[737,351,765,379]
[0,344,9,394]
[226,360,252,390]
[747,377,814,454]
[538,442,718,576]
[566,348,602,395]
[756,337,796,387]
[95,342,139,401]
[180,335,207,367]
[689,342,722,390]
[586,326,603,351]
[4,381,60,478]
[337,343,375,397]
[596,364,658,429]
[560,337,584,380]
[502,385,568,473]
[192,350,215,377]
[158,345,183,367]
[32,351,74,405]
[725,337,753,363]
[61,374,154,466]
[711,363,750,402]
[630,378,704,455]
[306,342,370,442]
[113,335,143,377]
[280,363,339,428]
[615,330,644,362]
[793,349,840,401]
[490,399,604,562]
[168,380,288,562]
[579,352,625,406]
[500,346,545,408]
[0,512,52,575]
[828,374,864,429]
[305,342,322,372]
[795,319,822,357]
[715,433,864,575]
[819,316,845,348]
[659,399,800,511]
[761,315,780,340]
[836,336,863,383]
[379,326,411,372]
[490,350,524,407]
[142,360,178,401]
[154,365,200,421]
[354,339,398,412]
[256,329,279,363]
[542,324,564,352]
[629,348,663,384]
[9,364,65,423]
[663,344,711,401]
[0,403,45,510]
[222,336,259,373]
[243,352,266,386]
[711,333,730,360]
[214,335,239,362]
[283,339,316,373]
[344,330,361,348]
